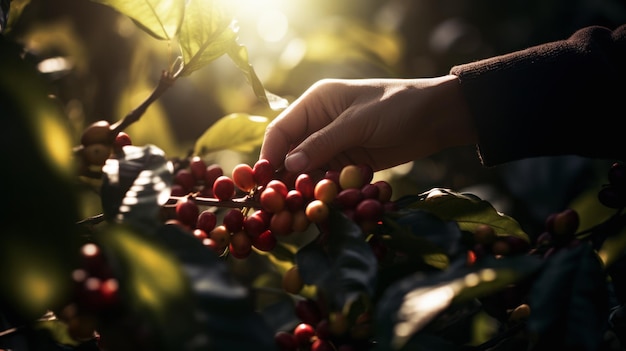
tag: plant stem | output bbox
[110,70,176,137]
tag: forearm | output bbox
[450,24,626,166]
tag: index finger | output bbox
[259,85,334,170]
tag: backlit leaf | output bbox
[176,0,236,76]
[227,43,289,110]
[193,113,269,155]
[375,255,543,350]
[402,188,529,243]
[89,0,184,40]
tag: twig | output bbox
[109,70,176,137]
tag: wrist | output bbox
[435,74,477,148]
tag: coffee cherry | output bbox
[339,164,365,189]
[509,303,531,322]
[473,224,497,246]
[355,198,384,222]
[314,179,338,203]
[243,210,271,237]
[324,170,340,186]
[251,229,277,252]
[336,188,364,209]
[175,199,199,228]
[598,186,626,209]
[232,163,256,192]
[306,200,329,223]
[260,187,286,213]
[229,230,252,258]
[213,175,235,201]
[82,143,111,166]
[81,120,112,145]
[253,158,274,187]
[223,209,244,233]
[267,179,289,197]
[113,131,132,151]
[358,164,374,184]
[209,225,231,249]
[360,183,380,200]
[295,173,315,200]
[373,180,393,202]
[552,208,579,237]
[311,338,334,351]
[292,211,311,232]
[204,164,224,188]
[174,168,196,193]
[293,323,316,345]
[270,209,294,236]
[170,184,187,197]
[285,190,305,212]
[189,156,207,181]
[196,210,217,233]
[192,228,208,240]
[282,265,304,294]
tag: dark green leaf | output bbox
[2,0,30,34]
[89,0,184,40]
[296,209,378,311]
[403,188,529,243]
[387,209,464,262]
[375,255,543,350]
[155,223,276,351]
[97,224,204,351]
[527,243,610,350]
[1,36,81,321]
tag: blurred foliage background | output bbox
[8,0,626,236]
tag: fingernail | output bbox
[284,152,309,172]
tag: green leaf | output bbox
[176,0,287,109]
[97,224,205,350]
[402,188,529,243]
[2,0,31,34]
[154,223,277,350]
[597,219,626,268]
[193,113,270,155]
[527,243,609,350]
[89,0,184,40]
[296,209,378,312]
[227,42,289,110]
[176,0,237,76]
[375,255,543,350]
[1,36,81,321]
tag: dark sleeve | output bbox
[450,24,626,167]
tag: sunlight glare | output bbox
[230,0,291,43]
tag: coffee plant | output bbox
[2,1,626,351]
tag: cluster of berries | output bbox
[165,156,396,259]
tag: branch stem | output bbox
[110,71,176,136]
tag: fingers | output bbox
[260,80,344,172]
[283,116,364,173]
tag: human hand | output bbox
[260,75,476,174]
